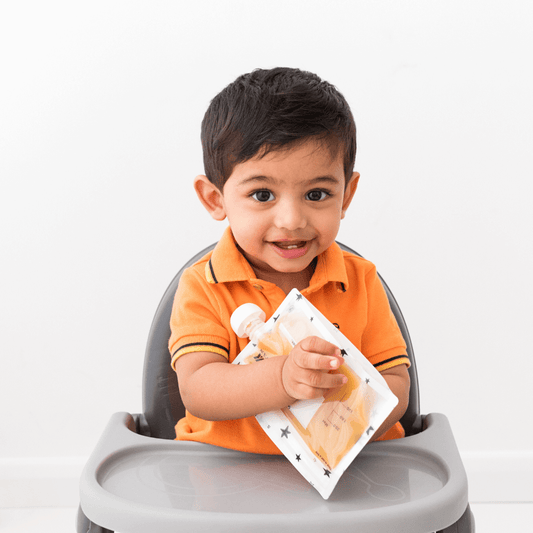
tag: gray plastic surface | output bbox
[80,412,468,533]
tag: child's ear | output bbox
[194,175,227,221]
[341,172,360,219]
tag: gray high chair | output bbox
[78,243,474,533]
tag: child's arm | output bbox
[370,363,410,441]
[175,336,346,421]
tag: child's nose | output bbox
[274,200,307,230]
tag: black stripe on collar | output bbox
[208,259,218,284]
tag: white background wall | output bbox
[1,0,532,506]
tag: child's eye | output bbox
[251,190,275,202]
[306,190,330,201]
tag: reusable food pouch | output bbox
[231,289,399,499]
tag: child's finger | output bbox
[291,350,340,372]
[306,369,347,390]
[292,370,347,399]
[298,352,343,372]
[299,336,340,357]
[293,337,343,371]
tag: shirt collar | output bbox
[205,227,256,284]
[206,226,349,290]
[308,241,350,292]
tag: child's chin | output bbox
[268,257,314,274]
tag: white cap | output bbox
[230,303,266,338]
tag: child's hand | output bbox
[281,336,347,401]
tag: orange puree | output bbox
[282,365,372,470]
[241,310,370,470]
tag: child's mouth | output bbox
[270,240,310,259]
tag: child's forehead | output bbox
[228,139,345,184]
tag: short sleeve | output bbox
[169,266,230,370]
[361,265,410,372]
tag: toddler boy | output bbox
[169,67,410,454]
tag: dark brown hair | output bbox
[201,67,357,189]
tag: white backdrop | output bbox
[1,0,532,505]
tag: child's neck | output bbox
[253,258,317,295]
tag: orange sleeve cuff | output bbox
[373,355,411,372]
[171,340,229,370]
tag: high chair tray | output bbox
[80,412,468,533]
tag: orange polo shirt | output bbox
[169,227,409,453]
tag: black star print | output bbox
[273,314,279,322]
[340,349,348,357]
[296,293,303,301]
[281,426,291,438]
[365,378,370,384]
[296,454,301,462]
[323,469,331,477]
[366,426,374,435]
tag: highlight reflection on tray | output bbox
[97,444,446,514]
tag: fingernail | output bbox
[330,358,339,368]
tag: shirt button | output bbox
[253,284,263,290]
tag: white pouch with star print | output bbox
[231,288,399,499]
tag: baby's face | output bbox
[218,139,358,283]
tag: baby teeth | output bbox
[274,241,305,250]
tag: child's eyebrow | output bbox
[237,175,341,187]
